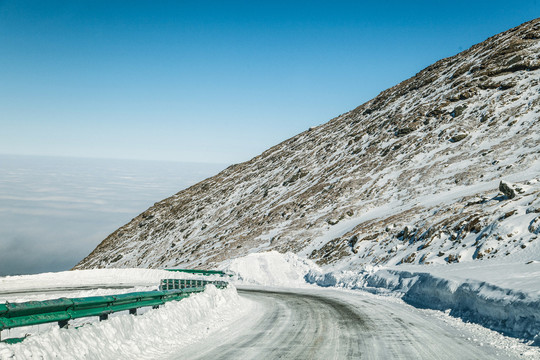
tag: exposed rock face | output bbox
[75,18,540,271]
[500,181,517,199]
[529,217,540,235]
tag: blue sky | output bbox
[1,1,538,164]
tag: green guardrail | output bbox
[164,269,230,277]
[159,278,228,290]
[0,279,227,343]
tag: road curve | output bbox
[172,287,515,360]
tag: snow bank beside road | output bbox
[369,270,540,343]
[0,285,247,360]
[224,251,540,344]
[225,251,320,287]
[306,262,540,344]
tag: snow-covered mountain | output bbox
[75,18,540,271]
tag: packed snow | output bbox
[0,268,219,303]
[224,251,320,287]
[0,270,249,359]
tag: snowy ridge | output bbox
[75,18,540,272]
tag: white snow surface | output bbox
[304,260,540,344]
[223,251,540,345]
[224,251,320,287]
[1,253,539,358]
[0,277,248,360]
[0,268,215,303]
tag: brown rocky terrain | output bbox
[75,18,540,271]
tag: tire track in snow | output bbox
[174,287,520,360]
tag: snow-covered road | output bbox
[172,287,519,360]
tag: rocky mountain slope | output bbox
[76,18,540,271]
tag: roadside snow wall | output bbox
[0,285,243,360]
[306,269,540,344]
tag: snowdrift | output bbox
[0,285,245,359]
[0,268,219,304]
[306,265,540,344]
[220,250,540,344]
[224,251,320,287]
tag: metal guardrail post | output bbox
[158,278,228,291]
[58,319,69,328]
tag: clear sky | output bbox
[1,1,538,164]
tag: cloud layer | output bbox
[0,155,225,275]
